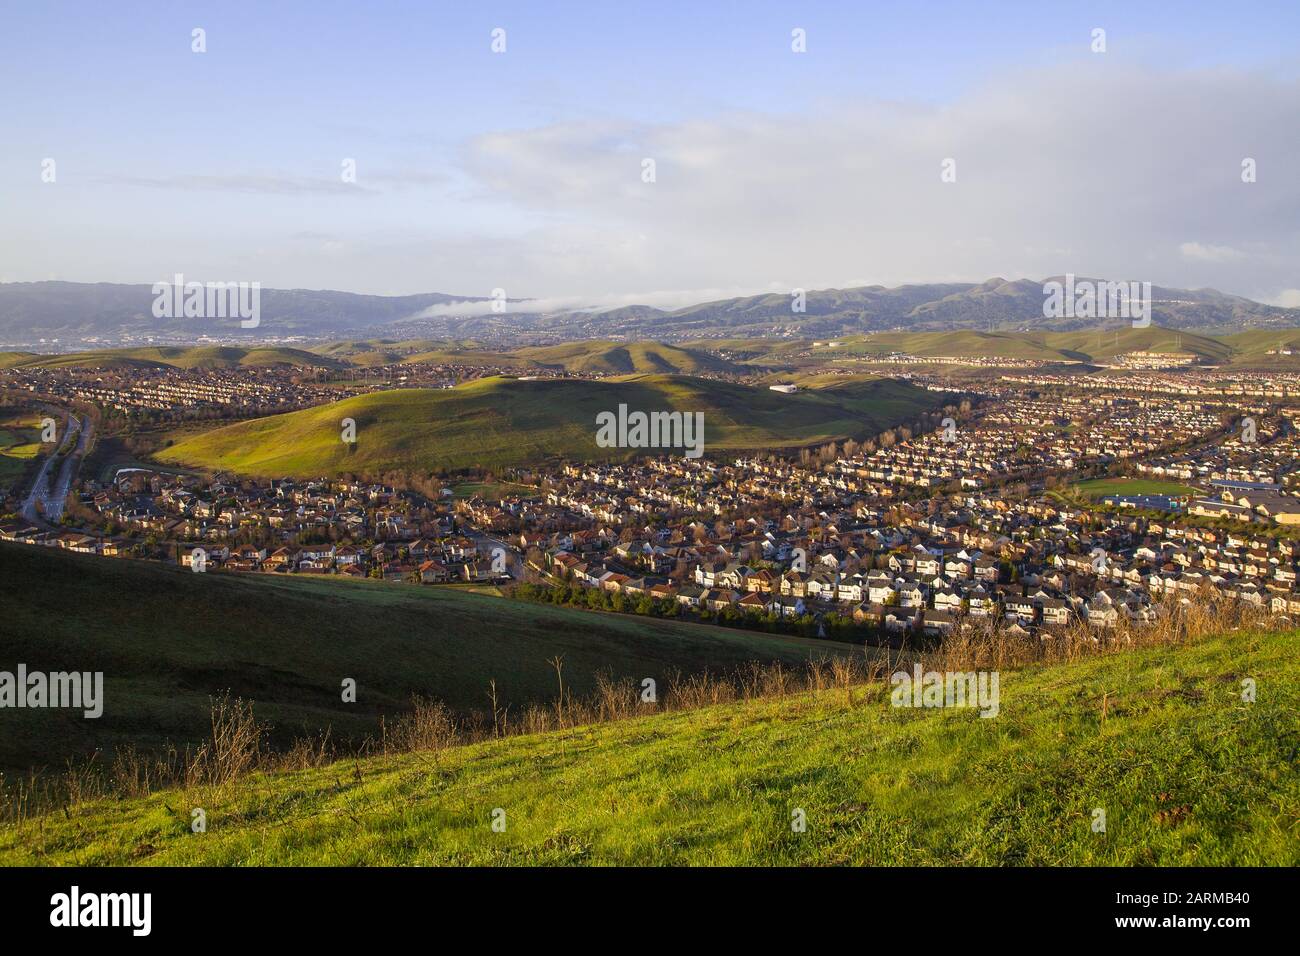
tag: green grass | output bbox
[307,339,528,370]
[309,338,743,374]
[1075,478,1202,499]
[0,445,39,484]
[20,329,1300,378]
[450,480,538,499]
[0,346,341,370]
[2,625,1294,865]
[0,411,44,483]
[154,374,939,477]
[1217,329,1300,367]
[725,325,1300,367]
[510,341,738,375]
[819,326,1240,365]
[0,352,40,369]
[1047,327,1232,363]
[826,330,1076,361]
[0,542,850,775]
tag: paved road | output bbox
[20,411,72,523]
[466,530,522,580]
[20,410,92,525]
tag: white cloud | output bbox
[412,284,783,318]
[22,61,1299,301]
[1267,289,1300,308]
[448,63,1300,300]
[1179,242,1246,262]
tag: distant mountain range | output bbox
[2,278,1298,346]
[0,282,480,344]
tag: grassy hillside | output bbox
[815,327,1238,364]
[703,326,1300,367]
[1048,327,1231,363]
[308,338,742,375]
[17,329,1298,375]
[0,351,40,369]
[511,341,737,375]
[825,330,1074,361]
[2,624,1293,865]
[310,339,535,369]
[400,348,532,368]
[154,374,938,477]
[0,543,848,776]
[1,345,342,370]
[1217,329,1300,368]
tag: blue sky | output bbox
[2,1,1298,304]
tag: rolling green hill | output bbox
[510,341,737,375]
[678,327,1275,368]
[814,327,1237,364]
[0,543,848,775]
[309,339,533,369]
[0,351,40,369]
[1047,327,1231,363]
[0,346,342,370]
[679,338,810,367]
[308,338,742,375]
[1216,330,1300,368]
[2,620,1292,865]
[824,331,1074,361]
[311,339,419,366]
[154,374,938,477]
[16,328,1300,376]
[399,348,532,368]
[310,339,464,357]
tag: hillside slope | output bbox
[154,374,937,476]
[13,329,1300,373]
[510,341,737,375]
[3,626,1293,865]
[815,327,1238,364]
[1217,329,1300,368]
[0,543,846,774]
[1,345,342,370]
[305,339,740,374]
